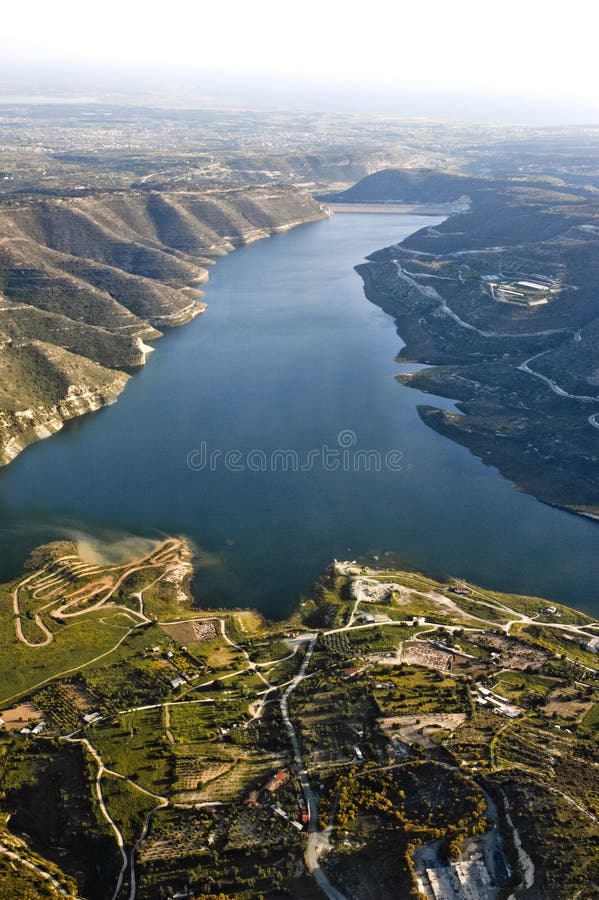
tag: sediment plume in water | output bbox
[70,529,162,566]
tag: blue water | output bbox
[0,213,598,617]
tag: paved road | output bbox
[518,351,599,433]
[279,635,348,900]
[396,265,570,339]
[128,799,168,900]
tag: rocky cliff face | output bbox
[0,186,327,465]
[0,385,123,466]
[0,339,129,465]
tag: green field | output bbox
[373,665,470,716]
[91,708,171,795]
[0,606,154,705]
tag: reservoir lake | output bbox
[0,212,598,617]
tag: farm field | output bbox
[0,547,597,899]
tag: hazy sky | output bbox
[3,1,599,119]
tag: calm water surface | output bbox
[1,213,598,617]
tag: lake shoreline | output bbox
[1,212,599,617]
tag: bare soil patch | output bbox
[161,618,219,644]
[544,685,595,721]
[379,713,467,748]
[1,701,43,731]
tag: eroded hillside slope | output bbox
[0,186,327,464]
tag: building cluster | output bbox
[243,768,309,830]
[481,273,559,307]
[18,720,46,736]
[474,685,521,718]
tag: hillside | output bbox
[330,169,599,516]
[0,186,327,464]
[323,168,485,204]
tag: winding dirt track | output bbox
[63,735,168,900]
[11,538,184,648]
[0,840,76,897]
[6,554,598,898]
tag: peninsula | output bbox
[325,169,599,518]
[0,539,597,899]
